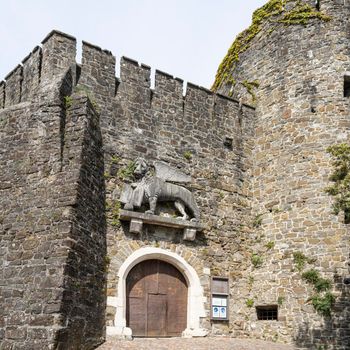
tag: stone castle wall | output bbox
[1,0,350,346]
[0,30,256,348]
[76,38,256,337]
[217,0,350,348]
[0,32,106,349]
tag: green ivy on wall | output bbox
[325,143,350,223]
[293,251,336,317]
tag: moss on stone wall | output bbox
[241,80,260,101]
[212,0,331,92]
[278,1,331,25]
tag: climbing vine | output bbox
[106,200,121,227]
[302,269,335,317]
[293,251,316,272]
[117,161,136,181]
[325,143,350,223]
[292,252,335,317]
[212,0,331,93]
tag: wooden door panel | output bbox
[167,275,187,296]
[144,260,159,294]
[126,259,188,337]
[127,263,144,298]
[167,298,187,336]
[158,265,169,295]
[146,294,167,337]
[127,297,146,336]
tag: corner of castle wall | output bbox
[0,30,78,109]
[57,93,106,348]
[41,30,77,83]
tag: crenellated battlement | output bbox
[0,30,255,185]
[0,29,254,118]
[0,30,76,108]
[21,46,41,102]
[0,30,256,349]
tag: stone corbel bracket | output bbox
[119,209,204,241]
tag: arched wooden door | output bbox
[126,259,188,337]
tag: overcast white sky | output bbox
[1,0,266,88]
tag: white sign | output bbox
[220,306,227,318]
[212,295,228,319]
[212,306,220,318]
[212,297,222,306]
[212,296,227,307]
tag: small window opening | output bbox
[344,209,350,224]
[315,0,320,11]
[344,76,350,98]
[224,137,233,150]
[256,305,278,320]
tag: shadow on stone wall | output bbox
[55,95,108,349]
[294,275,350,349]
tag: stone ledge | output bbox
[119,209,204,241]
[120,209,204,230]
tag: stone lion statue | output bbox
[120,158,200,222]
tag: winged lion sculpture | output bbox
[120,158,200,222]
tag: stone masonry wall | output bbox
[0,31,106,349]
[77,42,256,336]
[5,7,349,346]
[55,94,106,350]
[217,0,350,348]
[0,30,257,348]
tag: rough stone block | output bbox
[183,228,196,241]
[129,219,143,234]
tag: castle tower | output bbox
[213,0,350,347]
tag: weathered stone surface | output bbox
[129,219,143,234]
[217,0,350,348]
[1,1,350,348]
[0,40,106,348]
[4,65,22,107]
[0,28,254,348]
[120,210,203,241]
[21,46,41,102]
[120,209,204,231]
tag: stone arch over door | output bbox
[107,247,207,338]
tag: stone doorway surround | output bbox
[107,247,208,338]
